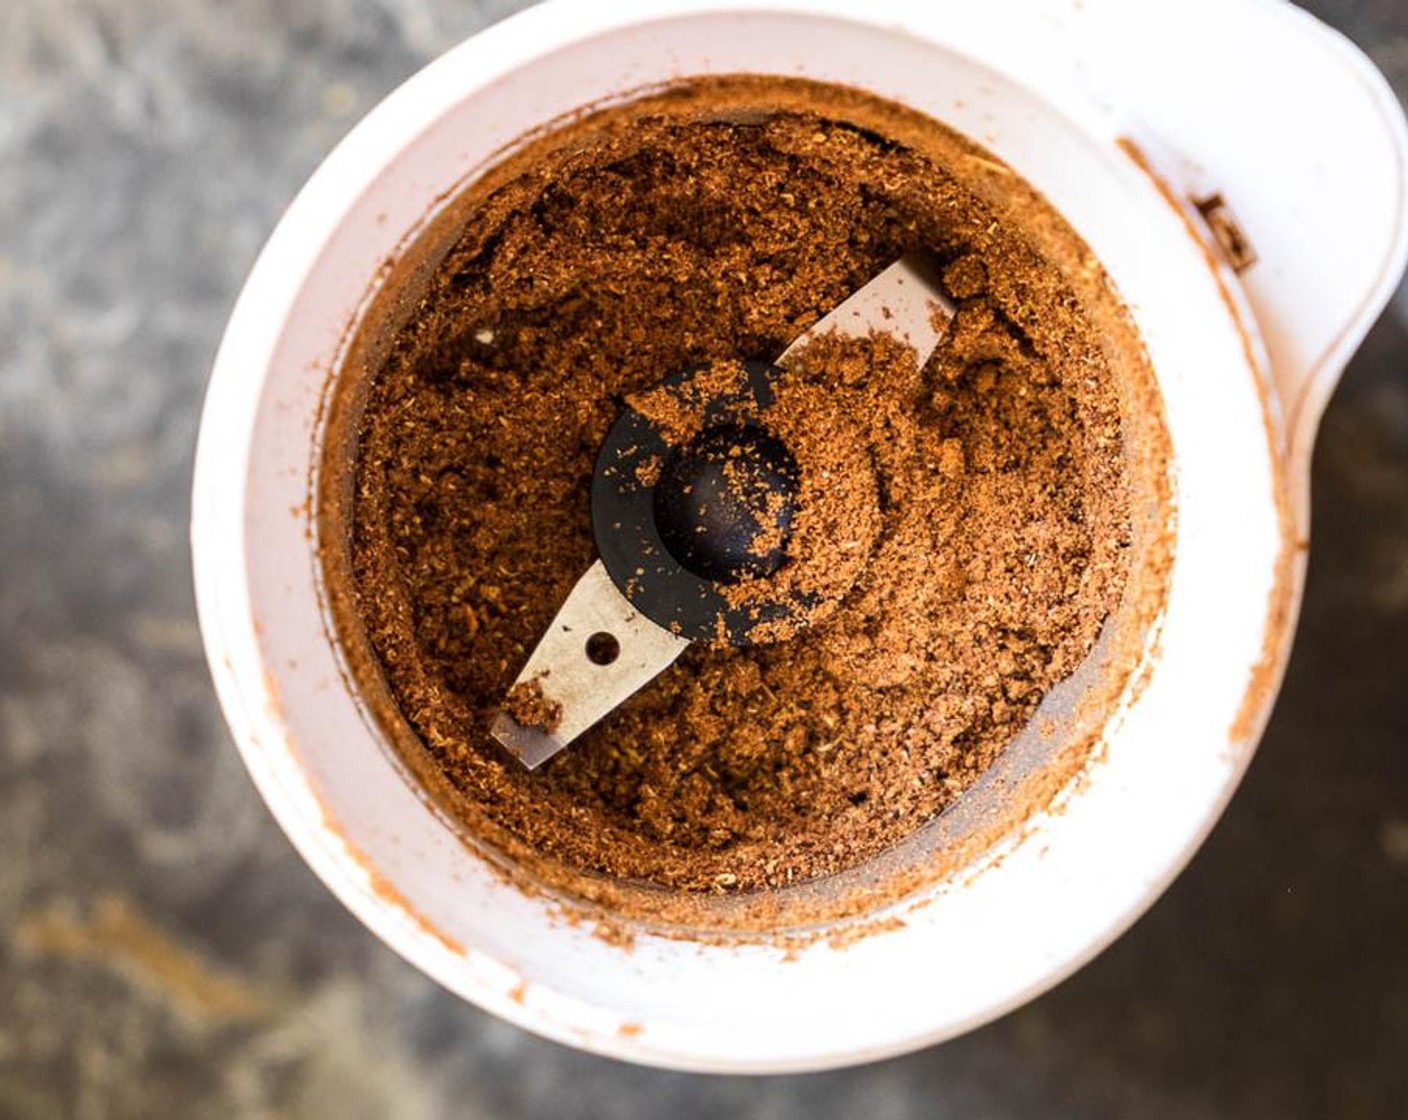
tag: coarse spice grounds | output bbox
[324,76,1156,904]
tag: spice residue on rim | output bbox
[337,76,1138,897]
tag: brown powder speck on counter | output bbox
[323,75,1167,917]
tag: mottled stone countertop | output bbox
[2,1,1406,1117]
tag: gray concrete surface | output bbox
[1,1,1405,1116]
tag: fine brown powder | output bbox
[337,77,1138,898]
[502,679,562,734]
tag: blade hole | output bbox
[586,631,620,666]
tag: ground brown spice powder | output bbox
[502,679,561,734]
[342,77,1132,896]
